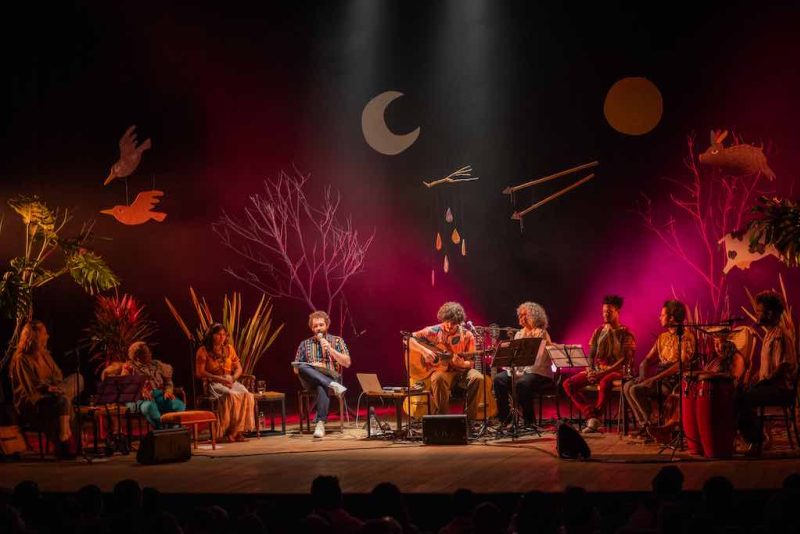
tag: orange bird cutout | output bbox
[101,190,167,225]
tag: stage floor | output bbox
[5,422,800,495]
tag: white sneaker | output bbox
[329,381,347,396]
[582,418,601,434]
[313,420,326,438]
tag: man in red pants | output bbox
[563,295,636,433]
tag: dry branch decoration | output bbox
[636,133,773,319]
[213,169,375,327]
[423,165,479,188]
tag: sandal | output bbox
[234,432,248,442]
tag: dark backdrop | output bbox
[2,2,799,398]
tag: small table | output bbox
[364,390,432,438]
[74,405,103,454]
[252,391,286,437]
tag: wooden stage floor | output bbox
[5,422,800,495]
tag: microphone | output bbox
[316,332,327,353]
[466,320,477,333]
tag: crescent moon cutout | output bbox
[361,91,420,155]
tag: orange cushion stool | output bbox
[160,410,218,450]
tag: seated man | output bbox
[293,311,351,439]
[412,301,487,421]
[563,295,635,433]
[737,291,797,456]
[493,301,553,427]
[623,300,696,439]
[121,341,185,429]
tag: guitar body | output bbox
[406,337,450,380]
[402,377,433,418]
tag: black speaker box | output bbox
[136,427,192,465]
[556,421,591,459]
[422,414,468,445]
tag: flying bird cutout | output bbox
[699,130,775,180]
[101,190,167,225]
[718,229,780,274]
[105,125,152,185]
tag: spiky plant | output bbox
[165,288,284,377]
[748,196,800,267]
[84,293,157,374]
[0,195,120,368]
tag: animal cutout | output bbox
[101,190,167,225]
[699,130,775,180]
[105,126,152,185]
[718,229,780,274]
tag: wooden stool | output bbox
[298,390,344,434]
[160,411,218,450]
[253,391,287,436]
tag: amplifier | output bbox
[422,414,468,445]
[136,427,192,465]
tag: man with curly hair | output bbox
[737,291,797,456]
[412,301,487,420]
[623,300,696,440]
[563,295,636,433]
[493,302,553,427]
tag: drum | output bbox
[681,377,703,455]
[696,377,736,459]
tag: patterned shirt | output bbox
[655,329,696,367]
[123,359,174,395]
[294,334,350,379]
[759,325,798,389]
[196,345,240,377]
[589,324,636,370]
[413,324,476,355]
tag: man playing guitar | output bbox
[411,302,488,420]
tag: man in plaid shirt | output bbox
[293,310,351,438]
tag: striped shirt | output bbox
[294,334,349,379]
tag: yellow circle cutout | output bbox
[604,77,663,136]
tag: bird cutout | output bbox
[435,232,442,251]
[718,229,780,274]
[105,126,152,185]
[423,165,480,188]
[451,228,461,244]
[461,239,466,256]
[698,130,775,180]
[445,207,453,223]
[504,161,599,222]
[443,255,449,273]
[101,190,167,225]
[431,270,435,288]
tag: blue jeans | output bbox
[127,389,186,429]
[297,364,336,423]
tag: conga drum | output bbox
[681,376,703,455]
[696,376,736,458]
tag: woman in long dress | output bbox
[195,323,255,442]
[10,320,84,458]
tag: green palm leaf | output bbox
[66,251,120,295]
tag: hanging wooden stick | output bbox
[503,161,598,195]
[424,165,479,188]
[511,173,596,220]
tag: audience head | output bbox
[661,300,687,326]
[652,466,684,501]
[359,517,403,534]
[113,479,142,514]
[237,513,265,534]
[369,483,410,526]
[473,502,504,534]
[702,476,734,515]
[562,486,594,530]
[76,484,104,518]
[311,475,343,511]
[783,473,800,490]
[755,290,785,327]
[450,488,475,517]
[515,491,554,534]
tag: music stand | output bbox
[547,344,590,370]
[96,375,145,455]
[492,337,543,439]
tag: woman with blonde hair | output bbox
[195,323,255,442]
[10,320,84,458]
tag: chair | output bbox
[298,389,345,434]
[755,370,800,449]
[532,371,563,426]
[160,410,218,450]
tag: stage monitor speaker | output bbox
[422,414,468,445]
[136,427,192,465]
[556,421,591,460]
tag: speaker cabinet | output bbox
[422,414,468,445]
[136,427,192,465]
[556,421,591,459]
